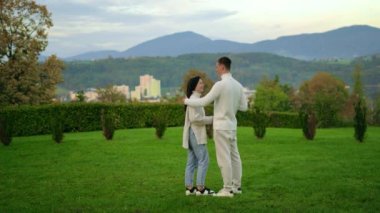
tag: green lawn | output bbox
[1,127,379,212]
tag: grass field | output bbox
[1,127,379,212]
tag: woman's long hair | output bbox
[184,76,201,111]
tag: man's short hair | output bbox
[218,57,231,70]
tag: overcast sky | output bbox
[35,0,380,58]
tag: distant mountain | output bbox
[251,25,380,59]
[65,25,380,60]
[120,31,251,57]
[65,50,121,61]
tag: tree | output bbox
[75,91,85,102]
[253,76,291,112]
[0,0,63,105]
[353,64,364,99]
[39,55,65,104]
[181,69,214,97]
[297,72,348,127]
[97,85,127,103]
[352,64,367,142]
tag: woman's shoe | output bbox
[195,187,215,196]
[185,187,197,196]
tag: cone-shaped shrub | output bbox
[101,108,116,140]
[252,107,268,139]
[354,99,367,142]
[0,115,13,146]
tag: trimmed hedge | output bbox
[0,103,301,137]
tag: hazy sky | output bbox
[36,0,380,57]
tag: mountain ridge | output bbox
[65,25,380,61]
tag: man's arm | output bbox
[239,88,248,112]
[184,82,221,107]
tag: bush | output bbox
[51,106,64,143]
[153,109,167,139]
[0,113,13,146]
[252,107,268,139]
[354,100,367,142]
[299,108,317,140]
[101,108,117,140]
[0,103,351,138]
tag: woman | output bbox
[183,76,215,196]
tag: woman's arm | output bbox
[188,106,213,125]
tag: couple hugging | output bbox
[182,56,248,197]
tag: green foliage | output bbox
[97,86,127,103]
[0,1,64,106]
[353,64,364,98]
[101,108,117,140]
[374,96,380,125]
[268,111,301,128]
[76,91,86,102]
[152,108,168,139]
[0,103,350,137]
[206,124,213,139]
[298,72,348,127]
[61,53,380,100]
[254,76,292,112]
[299,106,317,140]
[354,99,367,142]
[0,113,13,146]
[252,107,269,139]
[50,106,64,143]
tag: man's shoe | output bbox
[213,189,234,197]
[196,187,215,196]
[185,187,197,196]
[232,187,242,194]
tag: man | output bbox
[184,56,248,197]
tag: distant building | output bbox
[114,85,130,100]
[131,85,142,101]
[69,89,99,102]
[84,89,99,102]
[68,75,161,102]
[131,74,161,102]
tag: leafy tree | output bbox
[97,85,127,103]
[39,55,65,104]
[0,0,63,105]
[254,76,291,112]
[298,72,348,127]
[76,91,85,102]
